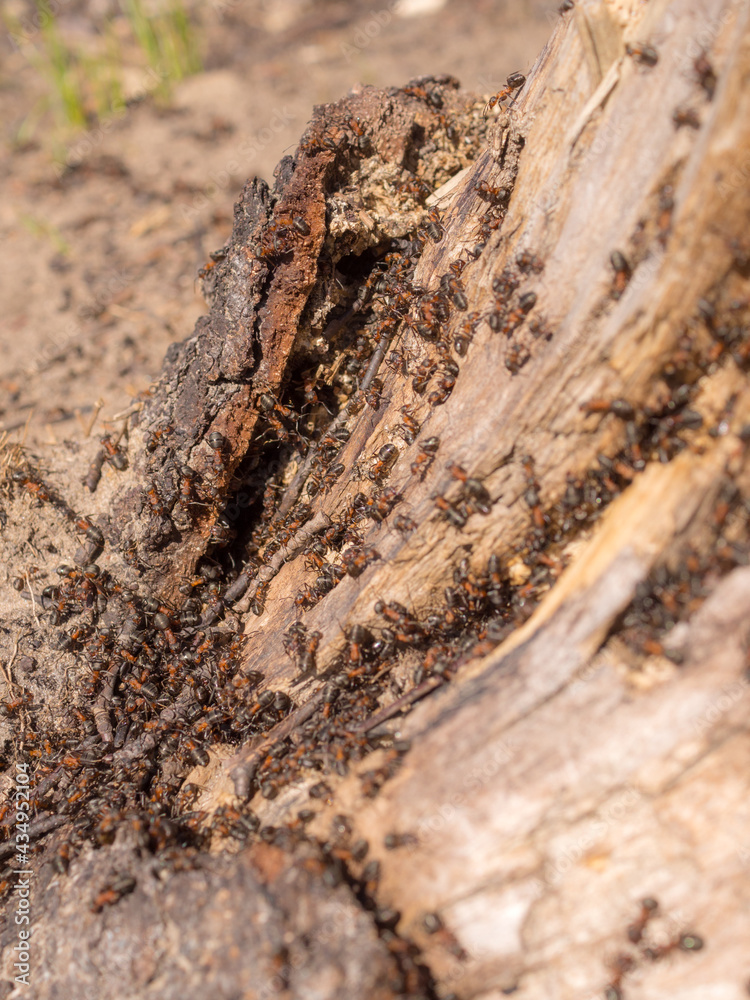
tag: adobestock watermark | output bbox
[716,154,750,204]
[5,0,75,51]
[692,674,749,738]
[670,1,739,75]
[737,839,750,868]
[249,899,355,998]
[180,106,296,224]
[414,738,517,845]
[12,761,33,988]
[209,0,242,23]
[530,785,642,896]
[340,2,400,63]
[53,65,168,180]
[26,267,133,376]
[578,901,695,1000]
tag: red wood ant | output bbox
[672,106,700,129]
[483,72,526,116]
[643,931,704,961]
[368,444,398,484]
[259,214,310,257]
[580,397,635,420]
[516,249,545,274]
[693,51,716,99]
[393,514,417,533]
[144,424,173,453]
[434,494,469,528]
[427,372,456,407]
[500,291,537,336]
[411,437,439,479]
[422,208,444,243]
[397,405,420,444]
[626,896,658,943]
[474,180,510,205]
[505,342,530,374]
[100,434,127,470]
[610,250,631,299]
[91,872,136,913]
[454,312,481,356]
[412,356,438,395]
[341,545,380,578]
[625,42,659,66]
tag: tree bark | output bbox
[2,1,750,998]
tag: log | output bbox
[2,0,750,998]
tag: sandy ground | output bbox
[0,0,552,448]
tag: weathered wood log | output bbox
[2,0,750,997]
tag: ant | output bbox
[483,72,526,116]
[520,454,546,531]
[411,356,438,395]
[368,444,399,484]
[11,469,53,507]
[74,517,104,548]
[344,624,374,669]
[341,545,380,578]
[441,273,467,312]
[206,430,227,472]
[516,249,545,274]
[362,486,402,523]
[672,106,700,129]
[260,214,310,257]
[393,514,417,533]
[177,464,201,508]
[693,51,716,99]
[624,897,659,944]
[643,931,704,960]
[100,434,127,471]
[625,42,659,66]
[248,578,270,617]
[386,349,409,377]
[365,377,385,410]
[604,952,636,1000]
[474,180,510,205]
[146,486,167,517]
[505,342,530,375]
[580,397,635,420]
[411,437,440,479]
[256,392,300,444]
[283,624,322,676]
[422,208,444,243]
[500,291,537,336]
[453,312,481,356]
[144,424,173,453]
[610,250,631,299]
[91,873,136,913]
[346,116,370,151]
[492,268,520,303]
[427,371,456,407]
[434,494,469,529]
[447,462,492,512]
[421,911,467,960]
[321,463,346,494]
[397,405,421,445]
[656,184,674,245]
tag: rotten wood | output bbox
[2,2,750,999]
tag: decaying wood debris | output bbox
[2,0,750,997]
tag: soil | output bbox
[0,0,552,449]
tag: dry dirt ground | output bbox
[0,0,552,450]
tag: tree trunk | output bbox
[2,1,750,998]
